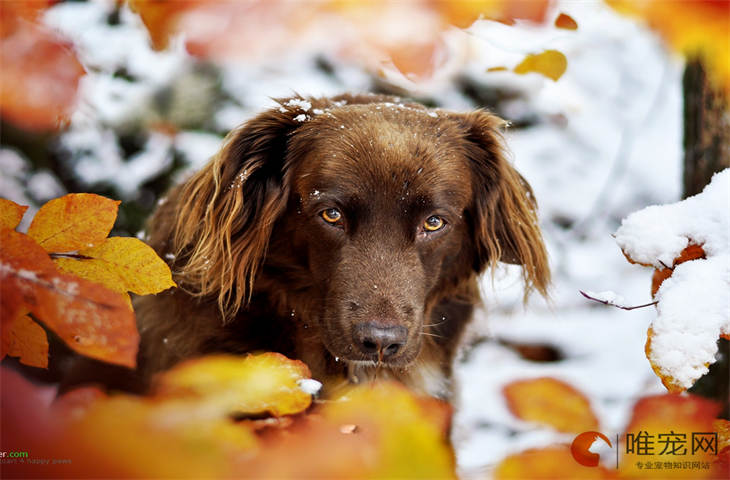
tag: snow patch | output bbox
[297,378,322,395]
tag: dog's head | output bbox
[169,94,549,367]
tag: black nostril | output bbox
[383,342,401,356]
[362,340,378,353]
[354,322,408,359]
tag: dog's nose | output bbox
[354,322,408,359]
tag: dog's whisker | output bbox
[420,331,445,339]
[421,320,447,328]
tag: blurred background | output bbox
[1,0,727,477]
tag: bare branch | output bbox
[579,290,657,311]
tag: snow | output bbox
[615,169,730,267]
[614,170,730,390]
[285,99,312,112]
[582,290,625,307]
[0,0,707,476]
[297,378,323,396]
[650,255,730,388]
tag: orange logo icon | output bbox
[571,431,612,467]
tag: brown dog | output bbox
[99,94,549,399]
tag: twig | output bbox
[580,290,657,311]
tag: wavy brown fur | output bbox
[63,94,550,399]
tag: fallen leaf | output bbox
[0,198,28,231]
[620,394,723,478]
[494,446,614,479]
[246,381,455,479]
[155,353,314,417]
[72,395,258,478]
[28,194,120,252]
[503,377,599,433]
[514,49,568,81]
[1,313,48,368]
[555,12,578,30]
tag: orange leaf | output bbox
[0,15,84,131]
[555,12,578,30]
[620,394,723,478]
[0,229,138,367]
[514,49,568,81]
[127,0,197,51]
[1,313,48,368]
[388,40,444,82]
[0,198,28,230]
[650,243,706,297]
[503,377,599,433]
[28,193,120,252]
[494,446,614,479]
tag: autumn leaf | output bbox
[607,0,730,96]
[71,396,259,478]
[514,49,568,81]
[155,353,314,417]
[0,229,138,367]
[54,236,176,305]
[555,12,578,30]
[494,446,614,479]
[620,394,723,478]
[650,243,705,297]
[0,9,84,131]
[503,377,599,433]
[0,198,28,231]
[246,381,455,479]
[27,194,120,252]
[1,313,49,368]
[128,0,561,86]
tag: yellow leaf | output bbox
[54,237,175,297]
[503,377,599,433]
[1,313,48,368]
[155,353,314,417]
[0,198,28,231]
[514,49,567,81]
[27,193,119,252]
[245,381,455,479]
[323,382,455,479]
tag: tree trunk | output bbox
[682,57,730,197]
[683,57,729,418]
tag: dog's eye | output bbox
[423,215,445,232]
[321,208,342,224]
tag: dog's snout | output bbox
[354,322,408,359]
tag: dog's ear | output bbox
[168,98,307,320]
[456,110,550,299]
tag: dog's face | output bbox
[172,94,549,371]
[287,106,477,366]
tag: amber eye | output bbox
[423,215,445,232]
[321,208,342,224]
